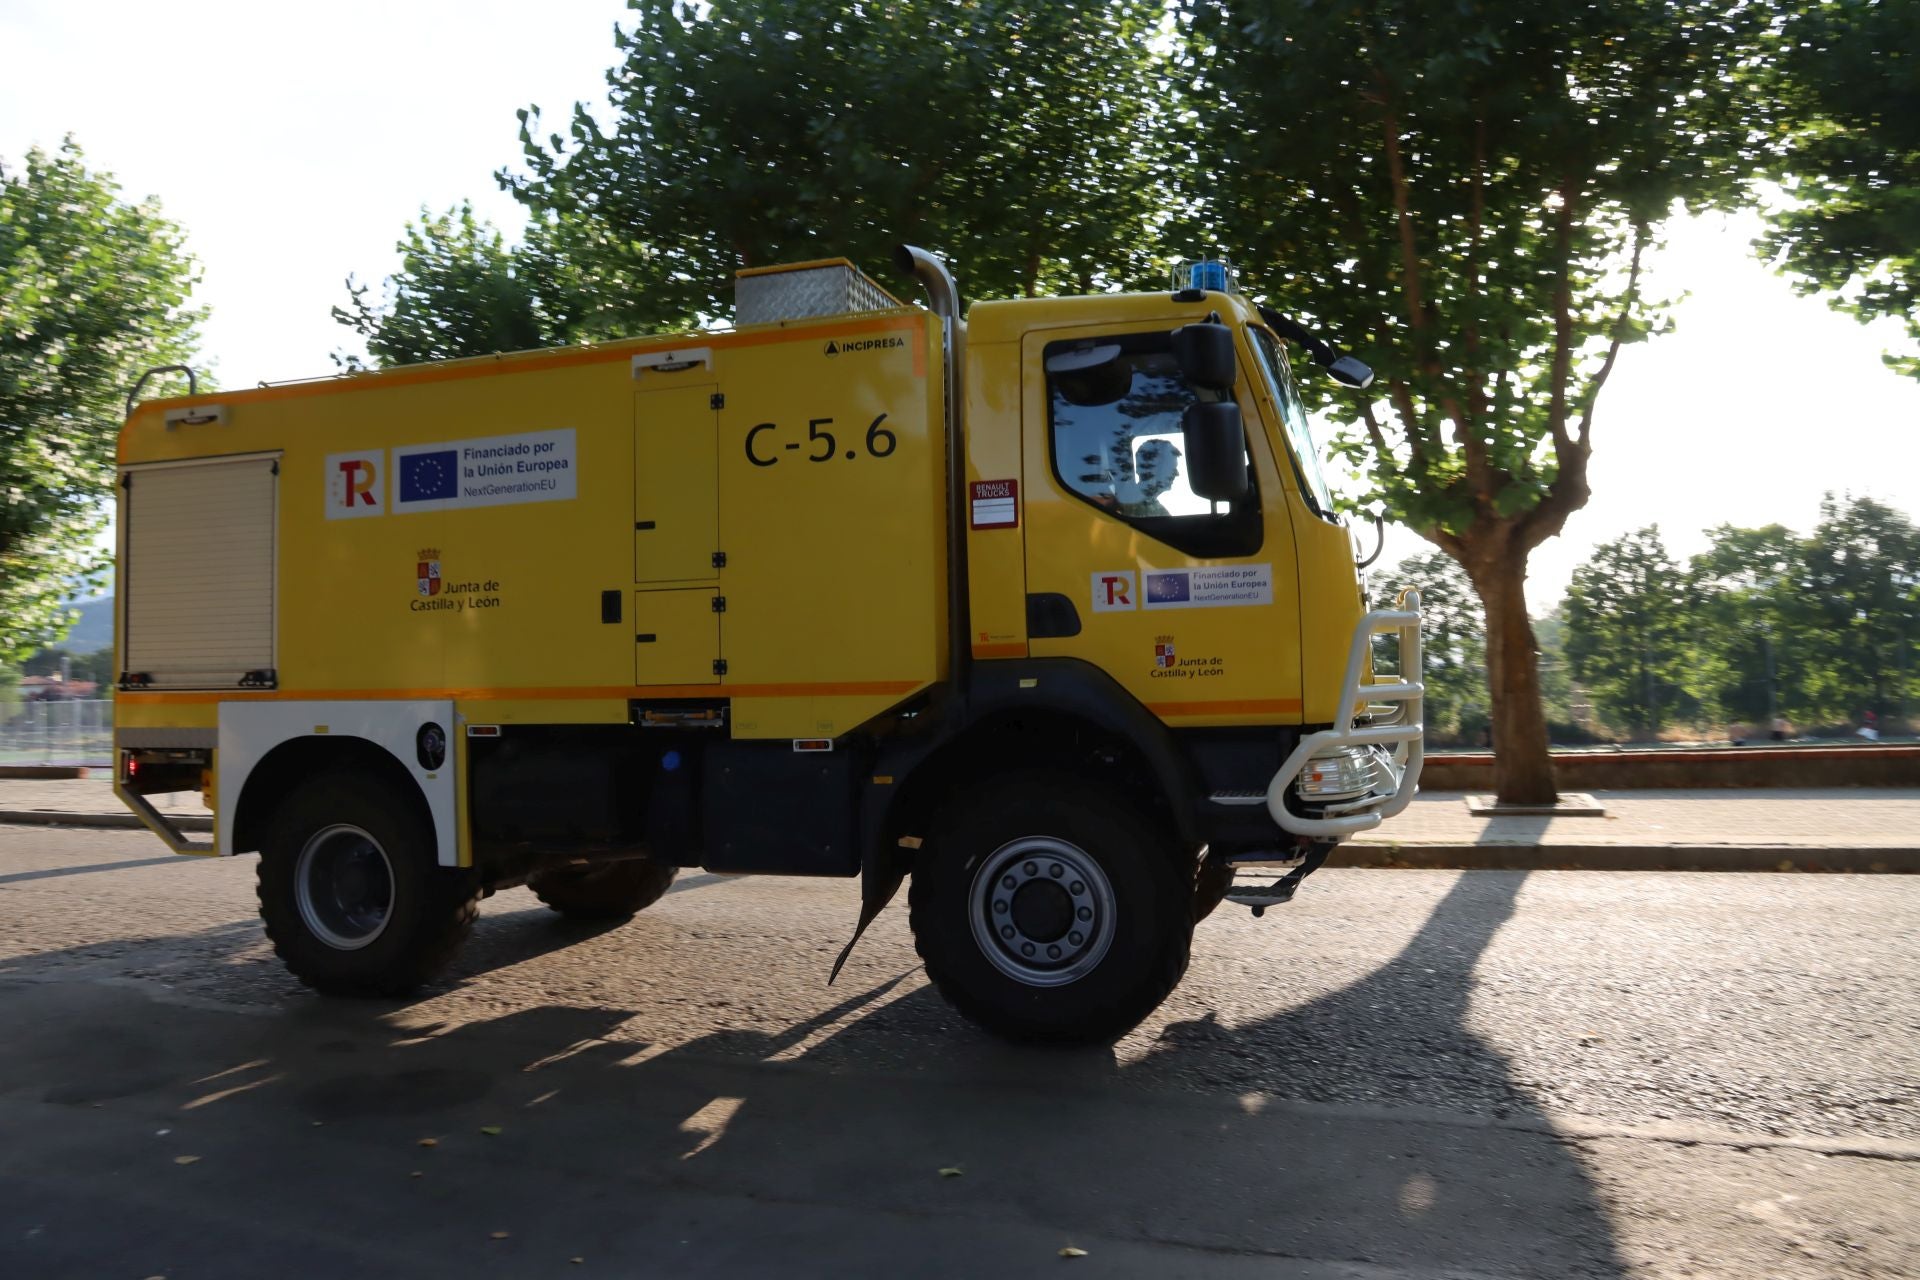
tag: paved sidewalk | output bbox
[3,778,1916,870]
[1352,788,1920,849]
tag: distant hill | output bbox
[61,597,114,653]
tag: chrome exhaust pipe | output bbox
[895,244,968,684]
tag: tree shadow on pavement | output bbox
[0,871,1631,1278]
[770,868,1630,1277]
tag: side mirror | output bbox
[1328,354,1374,389]
[1172,321,1236,392]
[1182,401,1249,502]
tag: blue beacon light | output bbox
[1188,260,1230,292]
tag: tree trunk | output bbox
[1473,561,1558,805]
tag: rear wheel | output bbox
[528,860,677,920]
[257,773,478,996]
[908,773,1192,1045]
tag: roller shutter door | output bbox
[122,455,278,689]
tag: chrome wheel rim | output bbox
[294,824,394,950]
[969,836,1116,988]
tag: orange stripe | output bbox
[1145,698,1303,718]
[970,642,1028,659]
[118,680,924,706]
[123,313,931,430]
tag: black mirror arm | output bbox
[1257,305,1339,368]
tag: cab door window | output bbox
[1045,331,1261,557]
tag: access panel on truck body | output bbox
[711,312,948,738]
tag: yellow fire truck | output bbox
[113,250,1422,1043]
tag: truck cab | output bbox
[113,250,1421,1044]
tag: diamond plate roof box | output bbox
[734,258,904,326]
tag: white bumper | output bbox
[1266,587,1425,838]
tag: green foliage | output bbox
[20,645,114,686]
[1681,522,1800,725]
[345,0,1171,365]
[0,139,204,665]
[1763,0,1920,379]
[1564,527,1697,734]
[1181,0,1775,794]
[1785,495,1920,721]
[1374,551,1488,740]
[1531,607,1583,732]
[333,202,550,369]
[1184,0,1772,552]
[1559,499,1920,735]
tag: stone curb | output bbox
[1338,843,1920,873]
[4,809,1914,873]
[0,809,213,833]
[0,765,90,780]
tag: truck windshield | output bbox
[1250,327,1337,517]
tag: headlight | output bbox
[1295,746,1383,802]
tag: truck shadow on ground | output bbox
[2,870,1629,1276]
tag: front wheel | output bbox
[257,773,479,996]
[908,774,1192,1045]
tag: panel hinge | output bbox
[711,550,727,569]
[711,595,727,613]
[709,392,725,410]
[712,658,729,676]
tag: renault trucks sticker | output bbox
[1143,564,1271,609]
[392,428,577,514]
[970,479,1018,529]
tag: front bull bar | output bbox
[1265,587,1425,838]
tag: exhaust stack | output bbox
[894,244,968,684]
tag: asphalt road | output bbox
[2,824,1916,1279]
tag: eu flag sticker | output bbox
[399,450,459,503]
[1145,572,1191,604]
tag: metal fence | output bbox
[0,698,114,767]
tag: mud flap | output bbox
[828,864,906,984]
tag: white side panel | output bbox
[217,701,457,863]
[123,455,278,688]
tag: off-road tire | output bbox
[908,773,1192,1045]
[527,861,677,920]
[257,773,479,996]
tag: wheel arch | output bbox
[232,735,433,858]
[879,659,1203,867]
[218,699,458,863]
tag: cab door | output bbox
[1018,323,1304,727]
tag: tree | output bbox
[1788,495,1920,723]
[1,140,204,664]
[509,0,1168,328]
[1564,528,1696,737]
[1763,0,1920,379]
[1183,0,1772,801]
[22,645,114,687]
[1375,551,1487,743]
[341,0,1170,366]
[333,202,550,369]
[1532,606,1582,736]
[1684,522,1801,727]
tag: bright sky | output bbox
[1362,211,1920,608]
[7,0,1917,613]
